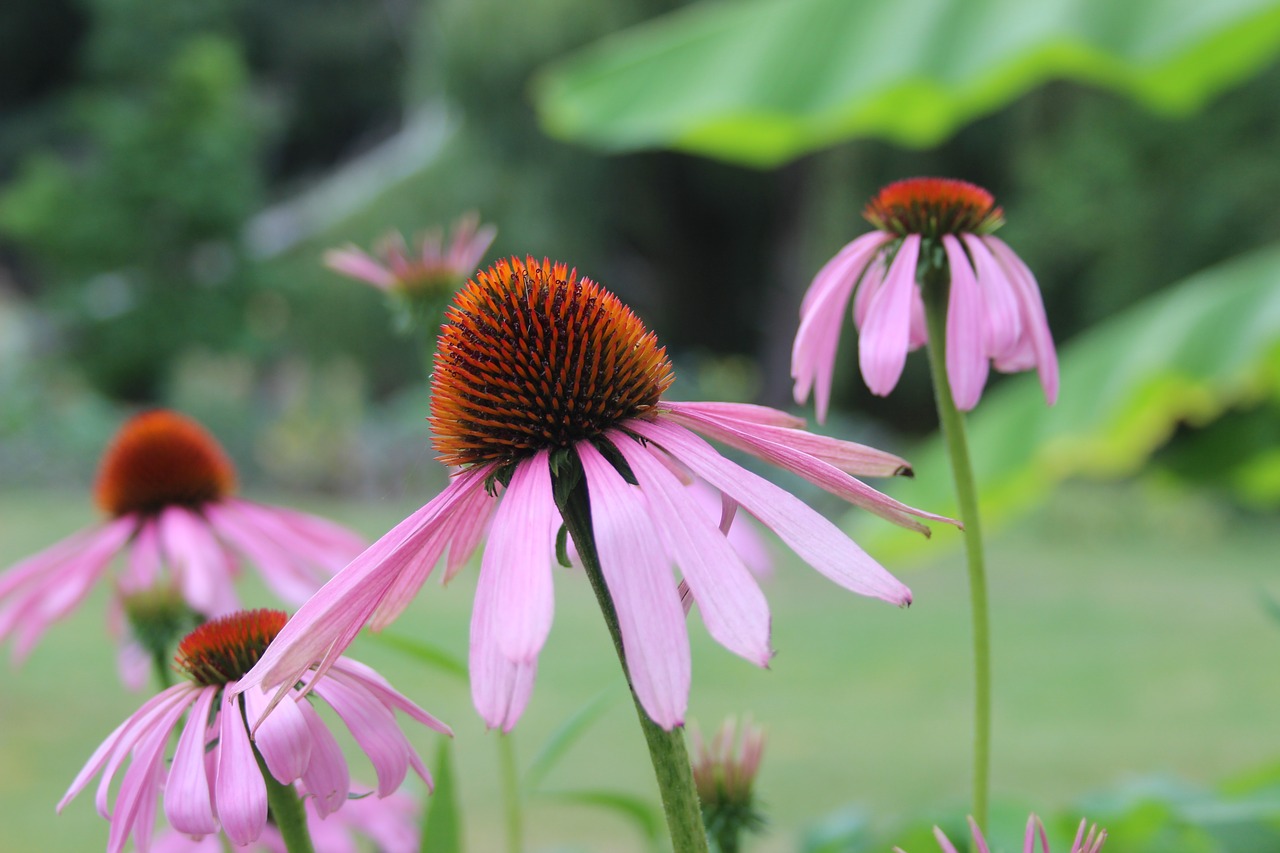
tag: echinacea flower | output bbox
[59,609,448,853]
[324,212,497,295]
[793,177,1059,417]
[0,410,365,666]
[895,814,1107,853]
[239,256,952,733]
[149,786,419,853]
[691,718,767,848]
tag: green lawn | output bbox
[1,483,1275,852]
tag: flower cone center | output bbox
[864,177,1003,237]
[430,256,674,468]
[175,609,288,686]
[95,410,236,517]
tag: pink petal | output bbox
[216,692,268,845]
[654,409,953,534]
[243,686,312,784]
[470,548,538,732]
[442,481,497,584]
[629,419,912,606]
[962,234,1021,355]
[965,816,992,853]
[120,520,163,594]
[487,451,557,662]
[158,506,238,616]
[984,236,1059,405]
[234,467,492,708]
[943,234,990,411]
[801,231,890,316]
[614,435,773,667]
[92,686,199,820]
[666,400,805,430]
[309,675,416,796]
[323,247,395,289]
[858,234,921,397]
[578,442,690,730]
[329,657,452,736]
[200,503,321,605]
[933,825,962,853]
[296,700,350,818]
[164,686,219,836]
[223,501,365,574]
[106,694,190,853]
[663,401,912,478]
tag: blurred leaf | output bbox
[536,789,665,851]
[799,808,876,853]
[368,631,469,683]
[859,243,1280,560]
[533,0,1280,167]
[421,739,464,853]
[523,689,617,791]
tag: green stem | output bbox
[498,732,524,853]
[555,462,710,853]
[251,729,316,853]
[921,266,991,831]
[150,647,174,690]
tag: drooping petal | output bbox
[932,825,962,853]
[93,686,199,820]
[243,685,312,784]
[984,236,1059,405]
[164,686,219,836]
[962,234,1021,356]
[215,693,268,846]
[158,506,238,616]
[323,246,396,289]
[296,699,350,818]
[308,674,416,797]
[663,401,912,478]
[121,520,163,594]
[578,441,690,730]
[858,234,921,397]
[106,693,190,853]
[653,408,954,534]
[470,546,538,732]
[234,466,492,707]
[614,434,772,667]
[442,480,498,584]
[329,657,452,736]
[629,419,912,606]
[943,234,990,411]
[202,503,324,605]
[486,451,557,663]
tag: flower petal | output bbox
[309,675,414,797]
[858,234,920,397]
[215,693,268,846]
[470,550,538,732]
[296,699,350,818]
[329,657,452,736]
[629,419,912,606]
[984,236,1059,405]
[614,434,772,667]
[106,694,190,853]
[486,451,557,663]
[943,234,990,411]
[578,441,690,729]
[164,685,219,836]
[962,234,1021,356]
[244,686,312,784]
[158,506,238,616]
[324,246,396,289]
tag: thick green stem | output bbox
[251,732,316,853]
[921,267,992,831]
[555,465,710,853]
[498,732,524,853]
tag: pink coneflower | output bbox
[238,256,952,733]
[896,814,1107,853]
[0,410,365,665]
[59,609,448,853]
[690,718,767,848]
[324,212,497,295]
[793,178,1059,417]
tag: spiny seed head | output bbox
[175,609,288,686]
[864,177,1004,238]
[430,256,674,468]
[95,410,236,517]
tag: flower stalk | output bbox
[251,726,316,853]
[921,261,992,830]
[554,455,709,853]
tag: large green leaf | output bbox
[857,243,1280,560]
[533,0,1280,167]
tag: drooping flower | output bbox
[0,410,365,667]
[149,786,419,853]
[793,177,1059,417]
[237,256,953,732]
[59,609,448,853]
[690,717,767,849]
[895,814,1107,853]
[324,212,497,296]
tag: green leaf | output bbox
[421,739,465,853]
[367,631,469,683]
[857,243,1280,560]
[523,689,618,791]
[533,0,1280,167]
[536,789,665,851]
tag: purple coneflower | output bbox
[897,814,1106,853]
[238,256,951,733]
[0,410,364,666]
[793,177,1059,416]
[59,609,448,852]
[324,212,497,295]
[690,718,767,850]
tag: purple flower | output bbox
[793,177,1059,417]
[324,212,496,295]
[59,609,448,853]
[0,411,365,669]
[236,257,953,733]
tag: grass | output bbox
[1,481,1276,852]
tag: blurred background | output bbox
[2,0,1279,850]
